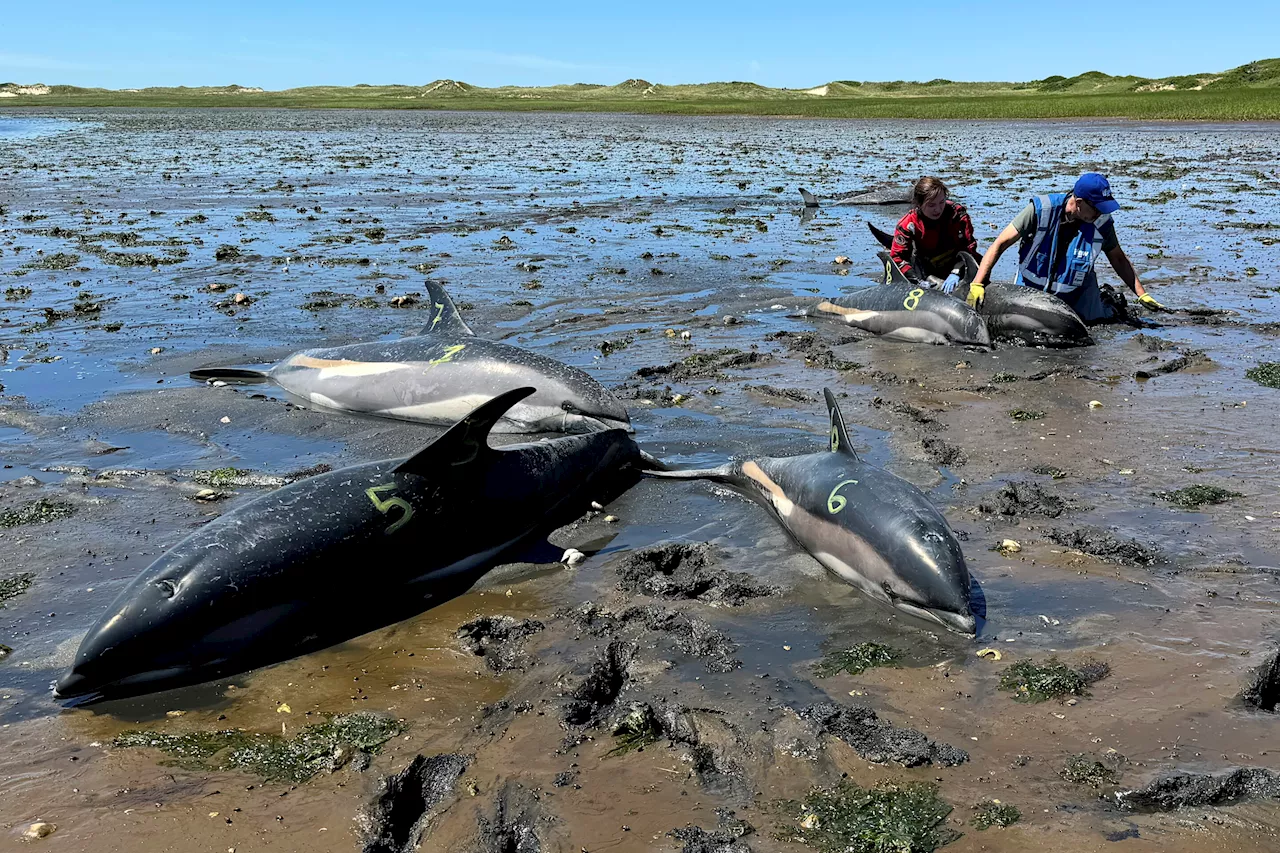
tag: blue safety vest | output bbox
[1015,194,1111,295]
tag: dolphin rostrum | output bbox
[646,389,976,635]
[190,281,631,434]
[54,388,646,703]
[869,222,1093,348]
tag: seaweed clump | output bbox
[1061,753,1121,787]
[607,703,664,756]
[1,572,35,606]
[775,781,959,853]
[812,642,901,678]
[112,713,403,783]
[1245,362,1280,389]
[0,498,76,528]
[1156,484,1242,509]
[970,800,1020,830]
[998,657,1109,703]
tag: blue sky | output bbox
[3,1,1277,89]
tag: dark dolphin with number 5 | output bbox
[646,390,975,635]
[54,388,646,703]
[189,281,631,434]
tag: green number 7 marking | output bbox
[366,483,414,534]
[827,479,859,514]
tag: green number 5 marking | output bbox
[366,483,414,534]
[827,479,859,514]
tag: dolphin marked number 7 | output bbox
[366,483,414,534]
[827,479,858,514]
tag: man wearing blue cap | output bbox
[967,173,1163,323]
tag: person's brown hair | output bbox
[912,176,949,207]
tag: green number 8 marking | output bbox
[366,483,414,534]
[827,479,858,514]
[903,288,924,311]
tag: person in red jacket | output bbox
[889,176,978,292]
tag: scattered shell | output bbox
[834,256,851,265]
[590,501,604,511]
[276,703,291,714]
[149,347,163,355]
[193,488,221,502]
[680,330,692,341]
[976,648,1002,661]
[999,539,1022,555]
[1088,400,1103,409]
[800,813,820,830]
[23,823,56,840]
[232,292,252,305]
[219,416,231,424]
[604,514,619,523]
[166,710,186,717]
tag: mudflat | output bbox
[2,110,1279,852]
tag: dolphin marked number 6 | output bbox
[903,288,924,311]
[827,479,858,514]
[366,483,414,534]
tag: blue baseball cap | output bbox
[1073,173,1120,214]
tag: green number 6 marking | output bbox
[827,479,859,514]
[366,483,414,534]
[830,423,839,452]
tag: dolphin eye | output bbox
[155,579,178,599]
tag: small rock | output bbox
[149,347,163,355]
[590,501,604,511]
[604,515,619,523]
[219,416,231,424]
[1088,400,1103,409]
[834,256,851,265]
[722,315,742,326]
[680,330,692,341]
[23,823,56,840]
[561,549,586,567]
[193,488,221,502]
[232,293,252,305]
[999,539,1022,555]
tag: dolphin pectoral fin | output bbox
[866,221,894,249]
[420,281,477,336]
[395,386,536,476]
[799,188,820,207]
[189,365,274,383]
[822,388,860,459]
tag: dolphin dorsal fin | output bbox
[394,387,534,475]
[420,281,476,336]
[823,388,859,458]
[877,250,913,286]
[799,188,820,207]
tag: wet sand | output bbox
[2,109,1279,852]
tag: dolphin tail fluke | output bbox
[420,280,477,336]
[799,188,820,207]
[189,365,273,383]
[395,386,535,476]
[866,221,894,249]
[637,450,671,472]
[823,388,860,458]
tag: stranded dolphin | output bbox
[800,186,913,207]
[54,388,646,703]
[801,279,991,347]
[868,223,1093,348]
[646,389,975,635]
[190,281,631,434]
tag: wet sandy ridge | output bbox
[2,110,1280,851]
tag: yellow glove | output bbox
[1138,293,1164,311]
[966,282,985,309]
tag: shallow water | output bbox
[2,109,1279,851]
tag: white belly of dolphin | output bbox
[380,394,497,422]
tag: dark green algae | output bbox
[775,781,959,853]
[112,712,403,783]
[997,657,1110,703]
[1156,484,1242,509]
[0,572,35,606]
[970,800,1021,830]
[812,642,902,678]
[0,498,76,528]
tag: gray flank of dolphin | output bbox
[799,185,913,207]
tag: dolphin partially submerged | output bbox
[801,280,992,347]
[647,390,975,635]
[868,223,1093,348]
[800,186,913,207]
[55,388,646,703]
[190,281,631,434]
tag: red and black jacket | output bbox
[890,201,977,281]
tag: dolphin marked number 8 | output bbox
[827,479,859,514]
[366,483,414,534]
[903,288,924,311]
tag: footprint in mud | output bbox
[611,542,778,606]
